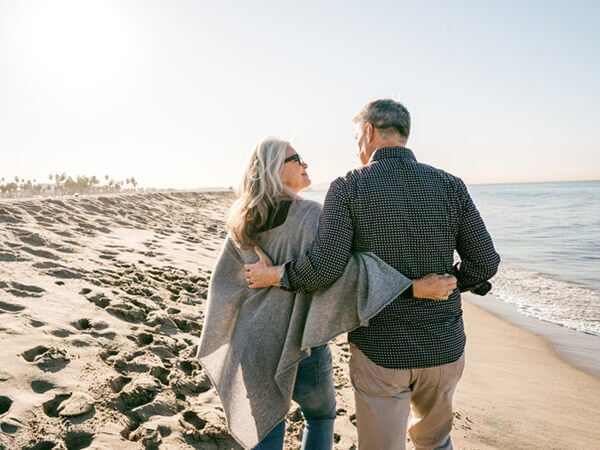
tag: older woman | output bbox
[197,137,454,450]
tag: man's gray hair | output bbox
[353,98,411,138]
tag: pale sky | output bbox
[1,0,599,189]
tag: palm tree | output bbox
[90,175,99,192]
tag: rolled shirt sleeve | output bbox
[454,180,501,291]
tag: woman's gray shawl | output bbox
[196,199,411,448]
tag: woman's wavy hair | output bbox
[227,137,298,249]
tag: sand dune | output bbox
[1,192,599,450]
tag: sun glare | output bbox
[18,1,140,91]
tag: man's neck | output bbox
[366,141,409,164]
[375,139,407,150]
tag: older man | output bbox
[246,98,500,449]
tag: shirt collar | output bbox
[370,146,416,163]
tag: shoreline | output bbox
[464,293,600,378]
[454,299,600,449]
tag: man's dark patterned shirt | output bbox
[282,147,500,369]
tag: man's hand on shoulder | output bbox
[244,246,281,289]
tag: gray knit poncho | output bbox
[197,199,411,448]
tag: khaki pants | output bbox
[349,343,465,450]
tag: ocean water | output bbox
[303,180,600,336]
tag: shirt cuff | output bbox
[469,280,492,296]
[399,283,414,299]
[279,262,293,291]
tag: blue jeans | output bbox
[253,344,337,450]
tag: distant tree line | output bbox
[0,174,139,198]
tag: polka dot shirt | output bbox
[282,147,500,369]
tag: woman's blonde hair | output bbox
[227,137,297,249]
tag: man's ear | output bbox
[365,122,374,142]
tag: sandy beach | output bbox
[1,191,599,449]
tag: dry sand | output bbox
[0,192,598,449]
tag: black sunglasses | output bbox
[284,153,304,165]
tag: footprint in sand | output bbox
[100,346,151,373]
[125,423,165,447]
[0,300,26,313]
[34,215,57,226]
[19,246,60,260]
[0,395,13,415]
[6,289,42,298]
[91,330,117,340]
[109,375,132,393]
[1,415,21,434]
[118,376,161,409]
[50,328,73,338]
[91,320,109,331]
[32,261,61,269]
[21,345,70,372]
[171,316,203,336]
[170,369,212,397]
[71,318,93,331]
[52,229,75,238]
[83,292,111,308]
[453,410,474,431]
[0,206,22,224]
[49,244,76,254]
[98,249,120,260]
[42,393,71,417]
[178,408,238,446]
[17,232,47,247]
[56,392,95,417]
[135,332,154,347]
[0,250,26,261]
[99,347,119,364]
[182,410,207,429]
[41,394,96,430]
[22,439,59,450]
[45,267,85,279]
[31,380,55,394]
[130,392,179,422]
[178,359,198,376]
[105,302,147,323]
[20,345,49,362]
[73,222,97,237]
[7,281,46,298]
[11,282,46,293]
[149,366,170,385]
[29,319,45,328]
[64,430,94,450]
